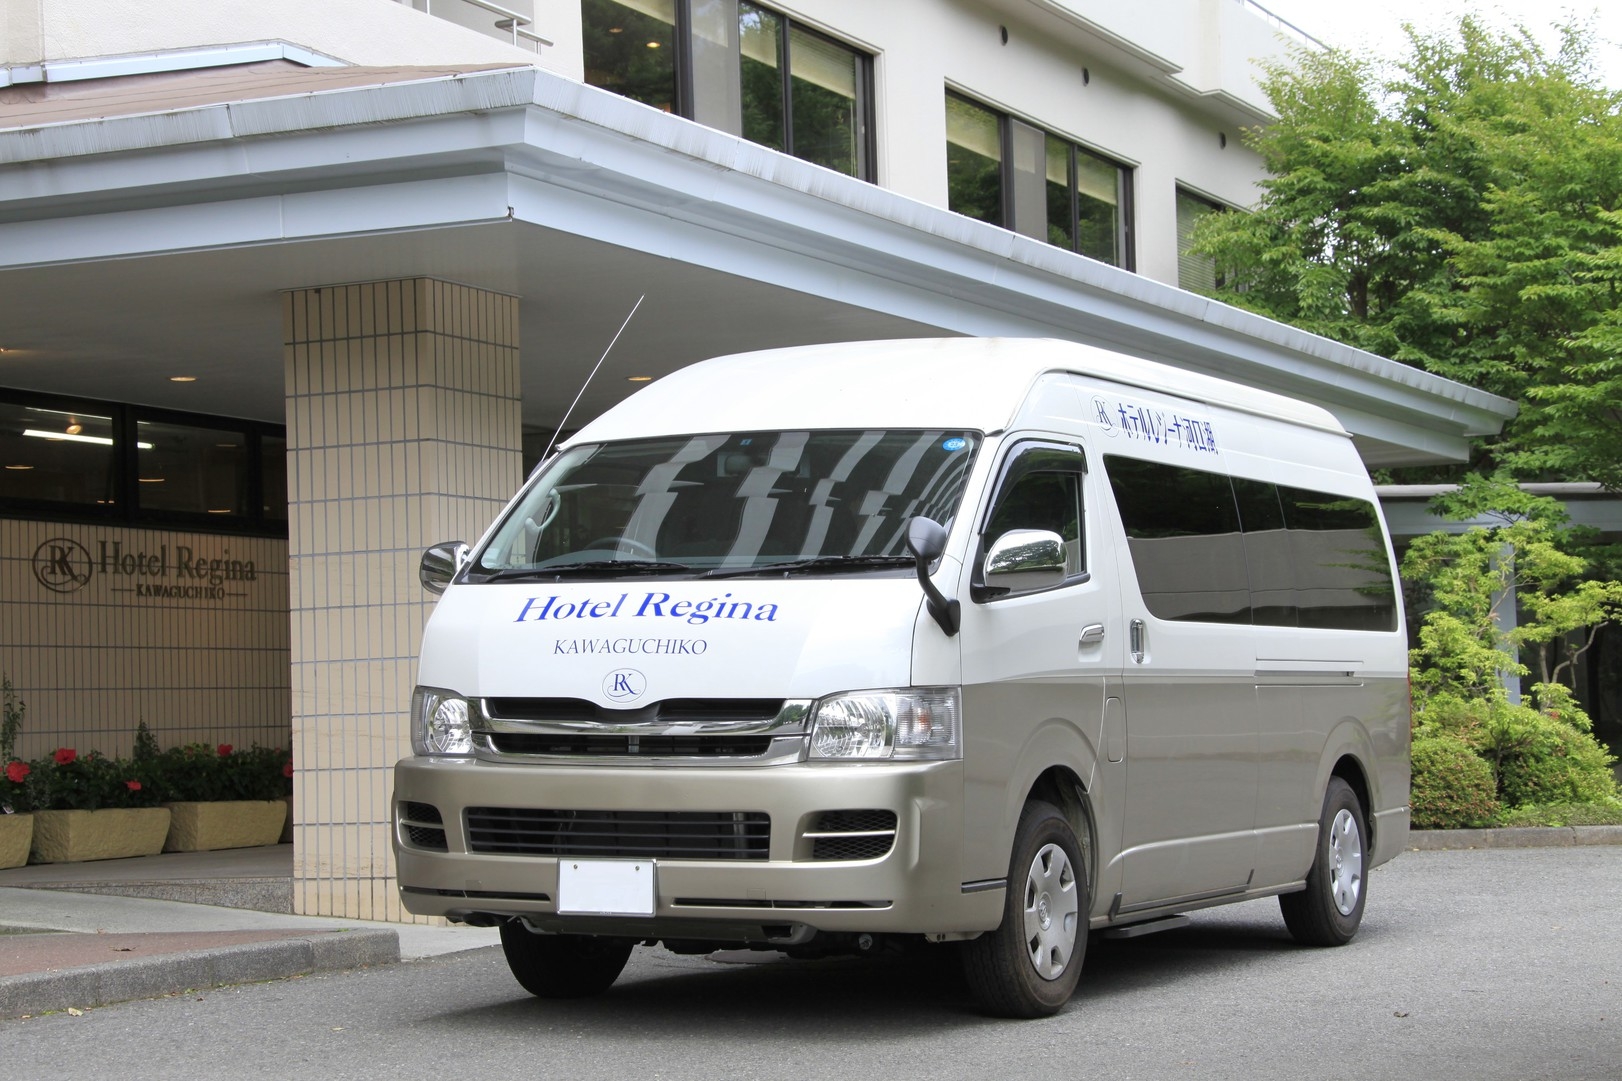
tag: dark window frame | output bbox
[584,0,877,183]
[946,90,1135,270]
[1175,185,1228,292]
[738,3,874,179]
[973,439,1090,599]
[0,386,287,538]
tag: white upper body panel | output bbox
[566,338,1346,448]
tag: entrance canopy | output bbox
[0,61,1515,465]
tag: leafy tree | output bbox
[1405,476,1622,697]
[1515,210,1622,490]
[1192,18,1622,488]
[1402,475,1622,810]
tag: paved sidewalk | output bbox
[0,845,497,1019]
[1,827,1618,1019]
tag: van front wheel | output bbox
[499,921,634,998]
[1279,777,1367,946]
[962,799,1087,1018]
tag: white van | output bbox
[393,338,1410,1017]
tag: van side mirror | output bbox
[420,542,469,595]
[981,529,1067,598]
[906,517,960,637]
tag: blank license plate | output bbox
[557,859,656,916]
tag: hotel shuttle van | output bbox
[393,338,1410,1017]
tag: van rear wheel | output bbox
[499,921,634,998]
[961,799,1087,1018]
[1279,777,1367,946]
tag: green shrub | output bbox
[141,743,292,802]
[1492,717,1620,807]
[23,747,161,811]
[1413,690,1621,812]
[1411,733,1500,829]
[1495,800,1622,828]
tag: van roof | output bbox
[567,338,1345,444]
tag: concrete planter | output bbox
[0,813,32,868]
[164,800,288,853]
[30,807,171,863]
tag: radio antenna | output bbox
[543,294,644,461]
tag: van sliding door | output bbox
[1104,455,1260,912]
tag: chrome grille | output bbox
[485,698,785,724]
[487,734,775,757]
[473,698,810,764]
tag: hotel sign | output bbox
[32,537,258,603]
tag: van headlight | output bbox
[808,688,961,761]
[411,687,474,756]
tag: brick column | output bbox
[283,278,520,920]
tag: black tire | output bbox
[1279,777,1367,946]
[499,921,634,998]
[961,800,1088,1018]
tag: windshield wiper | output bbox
[702,555,915,579]
[472,560,696,581]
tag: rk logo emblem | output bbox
[31,537,94,594]
[603,668,647,703]
[1092,396,1118,437]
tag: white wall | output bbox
[0,0,581,77]
[764,0,1283,284]
[1,0,1286,287]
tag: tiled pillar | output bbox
[283,279,521,920]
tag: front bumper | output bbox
[391,756,1003,941]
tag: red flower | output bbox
[53,747,76,766]
[125,780,142,792]
[4,760,27,784]
[218,744,234,757]
[282,760,294,779]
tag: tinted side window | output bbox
[982,443,1086,580]
[1105,456,1249,624]
[1277,486,1397,631]
[1232,475,1295,627]
[1107,458,1396,632]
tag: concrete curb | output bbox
[1407,825,1622,850]
[21,878,293,914]
[0,928,399,1019]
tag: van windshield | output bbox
[471,430,980,578]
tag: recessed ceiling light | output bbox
[169,376,197,383]
[626,375,654,382]
[4,464,31,470]
[138,477,165,483]
[646,40,661,48]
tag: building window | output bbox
[945,94,1003,228]
[0,390,286,535]
[946,92,1133,269]
[583,0,875,181]
[1176,187,1226,292]
[581,0,679,113]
